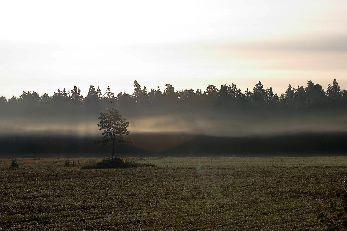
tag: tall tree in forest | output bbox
[252,81,266,103]
[133,80,148,104]
[327,79,341,101]
[85,85,101,105]
[103,86,116,106]
[284,85,295,104]
[70,86,83,104]
[305,80,326,106]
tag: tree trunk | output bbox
[112,138,116,160]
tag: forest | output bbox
[0,79,346,139]
[0,79,345,118]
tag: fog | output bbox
[0,110,346,137]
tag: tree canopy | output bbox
[98,108,129,159]
[0,79,346,119]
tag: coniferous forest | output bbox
[0,79,345,118]
[0,79,347,155]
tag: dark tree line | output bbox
[0,79,346,119]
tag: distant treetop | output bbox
[0,79,346,116]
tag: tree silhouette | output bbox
[70,86,83,104]
[283,84,295,105]
[52,88,69,105]
[86,85,101,105]
[97,108,130,160]
[103,86,116,107]
[205,85,218,96]
[327,79,341,102]
[252,81,266,104]
[0,96,6,104]
[0,78,346,122]
[133,80,148,105]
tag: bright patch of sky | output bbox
[0,0,346,97]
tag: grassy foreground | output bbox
[0,156,346,230]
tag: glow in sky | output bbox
[0,0,346,97]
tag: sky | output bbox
[0,0,346,97]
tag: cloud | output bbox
[203,33,347,54]
[247,35,347,53]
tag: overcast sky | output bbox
[0,0,346,97]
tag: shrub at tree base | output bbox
[10,159,19,169]
[82,158,153,169]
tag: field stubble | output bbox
[0,156,346,230]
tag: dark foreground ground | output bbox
[0,156,346,230]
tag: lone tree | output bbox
[98,108,130,160]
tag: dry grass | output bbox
[0,156,346,230]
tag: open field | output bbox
[0,156,346,230]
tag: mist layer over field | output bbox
[0,110,346,137]
[0,110,347,156]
